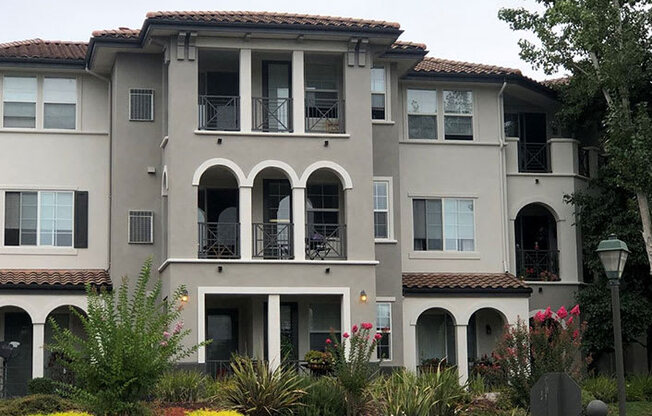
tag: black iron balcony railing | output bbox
[198,222,240,259]
[252,97,293,132]
[305,223,346,260]
[305,98,345,133]
[198,95,240,131]
[519,142,550,173]
[516,249,560,281]
[253,222,294,259]
[579,147,590,177]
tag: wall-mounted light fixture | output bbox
[359,290,368,303]
[217,266,223,273]
[180,289,189,303]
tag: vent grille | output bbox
[128,210,153,244]
[129,89,154,121]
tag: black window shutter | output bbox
[74,191,88,248]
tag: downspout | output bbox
[85,67,112,274]
[497,81,510,273]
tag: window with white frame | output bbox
[376,302,392,360]
[371,66,386,120]
[129,89,154,121]
[407,89,437,139]
[373,179,391,239]
[443,90,473,140]
[128,210,154,244]
[413,198,475,251]
[4,191,73,247]
[309,302,341,351]
[3,76,37,128]
[43,78,77,129]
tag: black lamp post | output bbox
[596,234,630,416]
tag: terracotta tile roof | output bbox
[542,76,571,87]
[403,272,530,294]
[391,41,427,51]
[0,269,111,289]
[144,10,401,31]
[91,28,141,39]
[0,38,87,62]
[413,56,522,76]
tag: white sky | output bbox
[0,0,559,80]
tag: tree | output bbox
[499,0,652,273]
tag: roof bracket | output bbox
[358,38,368,67]
[347,38,358,67]
[177,32,186,61]
[187,32,197,61]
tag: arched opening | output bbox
[467,308,507,361]
[0,306,32,397]
[305,169,346,260]
[44,306,86,383]
[515,203,559,281]
[198,165,240,259]
[252,167,294,259]
[416,308,456,371]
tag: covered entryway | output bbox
[515,203,559,281]
[0,306,32,397]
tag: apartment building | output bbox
[0,11,598,395]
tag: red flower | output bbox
[361,322,373,330]
[567,316,574,325]
[570,304,581,316]
[325,339,332,345]
[352,325,358,333]
[544,307,553,319]
[374,333,382,341]
[572,330,579,340]
[556,306,568,319]
[534,311,545,323]
[343,332,350,338]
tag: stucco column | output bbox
[292,187,306,260]
[32,322,45,378]
[239,186,253,260]
[404,321,418,372]
[291,50,305,134]
[267,294,281,371]
[455,324,469,384]
[240,48,252,133]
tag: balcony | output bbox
[516,249,560,281]
[198,222,240,259]
[515,203,560,281]
[519,142,550,173]
[253,223,294,259]
[305,98,344,133]
[252,97,293,132]
[198,95,240,131]
[305,223,346,260]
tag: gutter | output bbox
[498,81,510,273]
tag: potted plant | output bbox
[303,350,333,375]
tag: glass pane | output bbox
[309,303,341,332]
[374,212,388,238]
[43,78,77,103]
[408,115,437,140]
[504,113,519,137]
[443,90,472,114]
[376,303,391,329]
[444,116,473,140]
[426,200,443,250]
[407,89,437,115]
[413,199,426,241]
[373,182,388,210]
[3,102,36,128]
[3,77,37,102]
[305,62,339,91]
[371,67,385,93]
[371,94,385,120]
[44,103,76,129]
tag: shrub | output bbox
[155,370,210,403]
[222,355,306,415]
[28,377,57,395]
[0,394,76,416]
[47,259,206,415]
[626,374,652,401]
[582,376,618,403]
[471,354,506,389]
[468,374,487,397]
[28,412,93,416]
[186,411,244,416]
[425,367,468,416]
[327,322,381,416]
[297,376,346,416]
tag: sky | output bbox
[0,0,560,81]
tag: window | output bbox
[4,191,73,247]
[407,89,437,139]
[373,180,391,239]
[376,303,392,360]
[306,184,340,225]
[413,198,475,251]
[3,76,37,128]
[309,302,341,351]
[371,67,386,120]
[443,90,473,140]
[129,89,154,121]
[43,78,76,129]
[128,211,153,244]
[504,112,519,137]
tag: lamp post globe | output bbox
[596,234,630,281]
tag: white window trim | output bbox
[371,65,392,123]
[410,196,477,253]
[128,88,155,122]
[128,210,154,244]
[0,74,79,131]
[405,88,438,140]
[443,90,474,141]
[373,176,394,242]
[376,302,392,361]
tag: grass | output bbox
[608,401,652,416]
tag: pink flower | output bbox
[352,325,358,333]
[570,304,581,316]
[173,321,184,334]
[567,316,574,325]
[534,311,545,323]
[361,322,373,330]
[374,333,382,341]
[325,339,332,345]
[572,330,579,340]
[556,306,568,320]
[544,307,553,319]
[163,331,171,339]
[343,332,350,339]
[160,341,168,347]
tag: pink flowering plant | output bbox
[326,321,382,416]
[493,304,587,408]
[47,258,208,415]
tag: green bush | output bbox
[626,374,652,401]
[47,259,206,415]
[0,394,76,416]
[28,377,57,395]
[154,369,210,403]
[297,376,346,416]
[468,374,487,397]
[583,376,618,403]
[223,355,306,416]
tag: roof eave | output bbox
[0,57,85,68]
[403,287,532,296]
[0,283,112,291]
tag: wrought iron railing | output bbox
[253,223,294,259]
[252,97,293,132]
[198,95,240,131]
[579,147,590,177]
[305,223,346,260]
[198,222,240,259]
[519,142,550,173]
[205,359,310,378]
[516,249,560,281]
[305,98,345,133]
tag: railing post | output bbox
[292,50,305,134]
[292,187,306,260]
[240,49,252,133]
[240,186,253,260]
